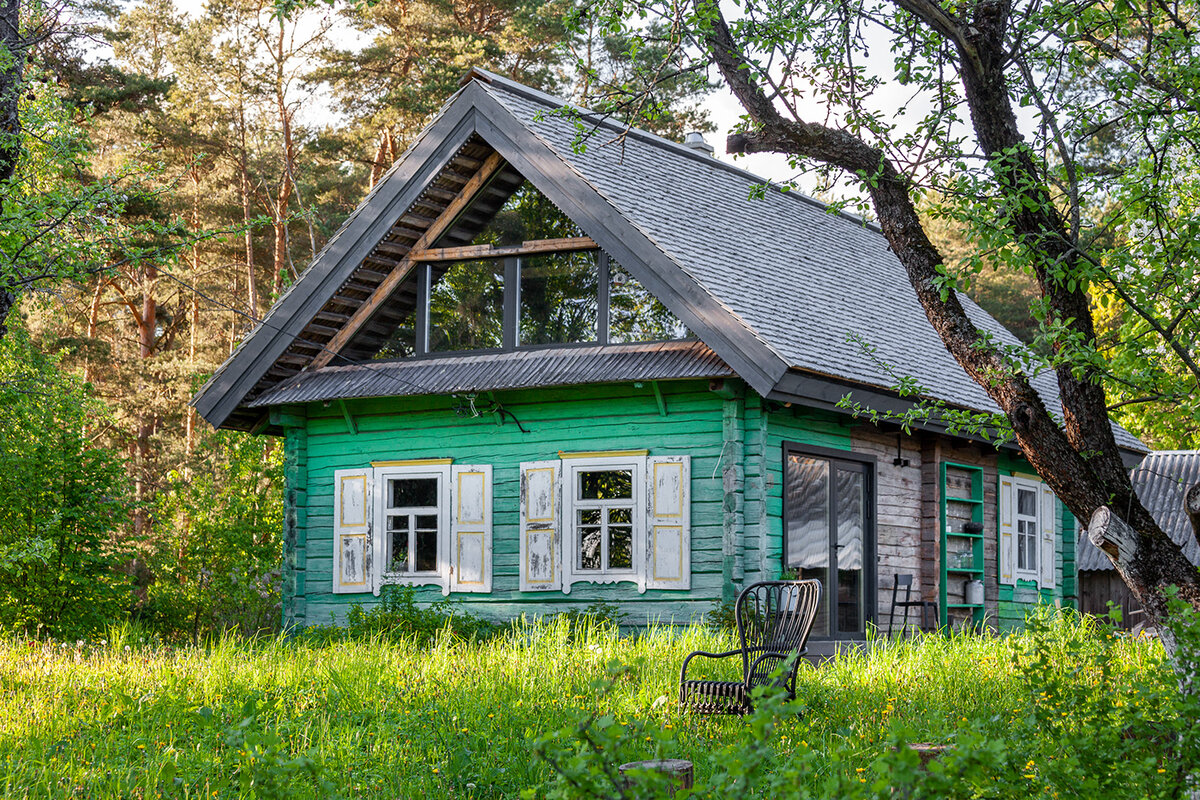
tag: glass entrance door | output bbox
[784,449,873,639]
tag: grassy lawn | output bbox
[0,612,1183,798]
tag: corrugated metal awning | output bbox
[248,340,733,407]
[1077,450,1200,571]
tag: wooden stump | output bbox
[908,743,951,768]
[618,759,694,796]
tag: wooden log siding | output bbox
[292,380,730,626]
[850,427,925,633]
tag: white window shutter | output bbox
[333,469,372,594]
[450,465,492,594]
[998,475,1015,587]
[645,455,690,590]
[1039,483,1057,590]
[519,461,561,591]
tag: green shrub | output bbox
[142,432,283,641]
[306,584,499,645]
[0,325,130,637]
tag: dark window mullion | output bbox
[504,257,519,350]
[416,263,429,356]
[598,251,610,344]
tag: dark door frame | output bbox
[781,441,877,640]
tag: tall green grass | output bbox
[0,612,1174,798]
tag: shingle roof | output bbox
[1077,451,1200,571]
[191,68,1146,455]
[249,340,733,406]
[474,74,1144,453]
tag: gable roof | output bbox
[1078,451,1200,571]
[191,68,1146,457]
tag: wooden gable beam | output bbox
[308,150,507,370]
[409,236,597,262]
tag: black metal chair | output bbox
[887,574,938,637]
[679,580,822,715]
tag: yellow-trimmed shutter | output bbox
[519,460,561,592]
[450,465,492,594]
[333,468,372,594]
[998,475,1015,587]
[1039,483,1057,591]
[646,455,690,590]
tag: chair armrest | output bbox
[679,648,744,685]
[747,651,804,692]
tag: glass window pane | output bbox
[428,260,505,352]
[414,528,438,573]
[608,507,632,525]
[785,456,829,569]
[835,467,865,634]
[390,478,438,509]
[785,455,830,637]
[578,508,601,526]
[372,272,418,360]
[1017,488,1037,517]
[389,529,409,573]
[608,260,689,343]
[578,528,602,570]
[579,469,633,500]
[520,252,598,345]
[609,526,633,569]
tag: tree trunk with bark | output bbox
[699,0,1200,645]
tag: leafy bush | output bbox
[306,585,499,645]
[0,325,130,637]
[142,432,283,640]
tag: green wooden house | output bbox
[191,69,1146,646]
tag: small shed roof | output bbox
[249,340,733,406]
[1077,450,1200,571]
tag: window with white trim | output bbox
[519,453,691,594]
[379,467,446,585]
[333,462,492,596]
[998,474,1057,590]
[566,457,644,584]
[1014,480,1039,580]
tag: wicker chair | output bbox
[679,579,822,715]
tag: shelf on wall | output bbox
[939,461,987,629]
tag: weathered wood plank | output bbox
[409,236,598,262]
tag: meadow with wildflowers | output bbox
[0,609,1188,798]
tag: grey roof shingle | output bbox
[475,75,1143,452]
[1077,451,1200,571]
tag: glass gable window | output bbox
[428,259,506,352]
[520,252,599,345]
[609,260,689,343]
[371,177,696,358]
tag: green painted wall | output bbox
[288,379,735,627]
[276,374,1075,634]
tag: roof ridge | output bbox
[465,67,882,233]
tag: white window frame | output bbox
[1013,477,1041,583]
[373,464,451,594]
[562,456,646,592]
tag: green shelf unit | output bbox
[939,462,986,628]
